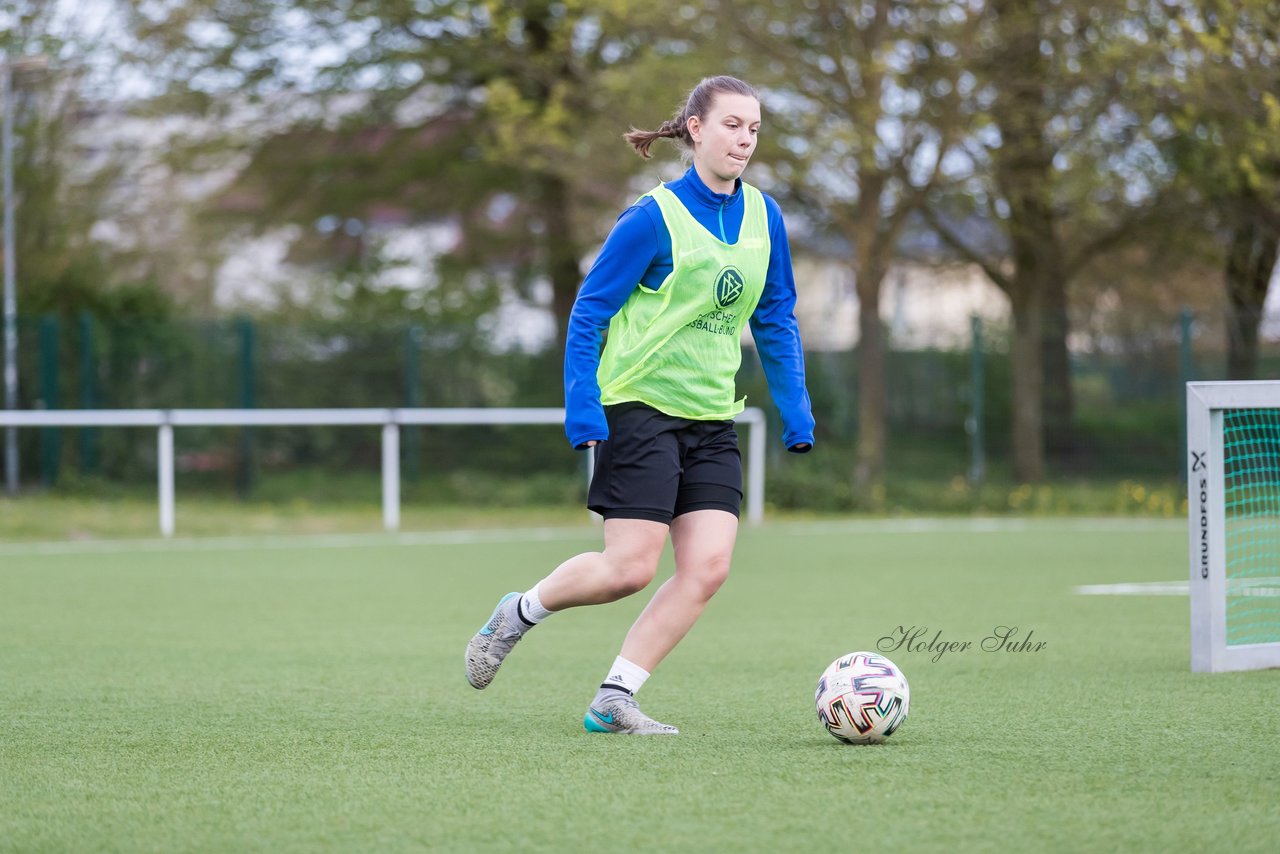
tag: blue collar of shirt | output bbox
[668,165,741,212]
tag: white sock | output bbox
[517,583,554,626]
[601,655,650,695]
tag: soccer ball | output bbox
[815,651,910,744]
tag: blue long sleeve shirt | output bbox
[564,165,816,451]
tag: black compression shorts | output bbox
[587,402,742,524]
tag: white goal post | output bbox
[0,407,768,536]
[1186,382,1280,673]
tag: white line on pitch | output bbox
[1075,579,1280,597]
[772,517,1182,536]
[1074,581,1189,596]
[0,516,1183,560]
[0,526,600,557]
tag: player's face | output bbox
[688,92,760,191]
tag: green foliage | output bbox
[119,0,713,337]
[1153,2,1280,378]
[765,437,1184,516]
[1,3,180,324]
[1159,1,1280,206]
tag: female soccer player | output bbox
[465,75,815,734]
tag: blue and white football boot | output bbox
[583,687,679,735]
[465,592,527,689]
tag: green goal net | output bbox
[1222,408,1280,646]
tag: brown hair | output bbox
[624,76,759,159]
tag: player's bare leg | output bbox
[619,509,738,672]
[465,518,666,689]
[537,518,668,610]
[584,509,737,734]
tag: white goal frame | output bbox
[0,407,768,536]
[1186,382,1280,672]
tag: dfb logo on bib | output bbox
[714,267,745,309]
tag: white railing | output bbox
[0,407,767,536]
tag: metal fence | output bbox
[7,310,1279,505]
[0,406,769,534]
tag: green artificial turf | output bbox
[2,519,1277,852]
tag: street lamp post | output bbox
[3,55,49,495]
[3,61,16,496]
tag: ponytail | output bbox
[624,116,689,159]
[622,75,758,160]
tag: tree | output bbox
[724,0,972,495]
[120,0,703,348]
[0,3,127,318]
[1159,1,1280,379]
[925,0,1172,481]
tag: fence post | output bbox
[1180,307,1194,483]
[968,315,986,487]
[382,420,400,531]
[236,316,256,498]
[38,314,60,486]
[1179,307,1195,385]
[78,311,98,476]
[404,324,422,483]
[158,418,175,538]
[747,410,766,524]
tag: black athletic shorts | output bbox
[587,402,742,524]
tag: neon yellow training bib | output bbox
[597,182,771,420]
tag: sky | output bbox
[44,0,156,101]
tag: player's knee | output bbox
[687,552,732,600]
[606,554,658,599]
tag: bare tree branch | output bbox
[920,203,1012,292]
